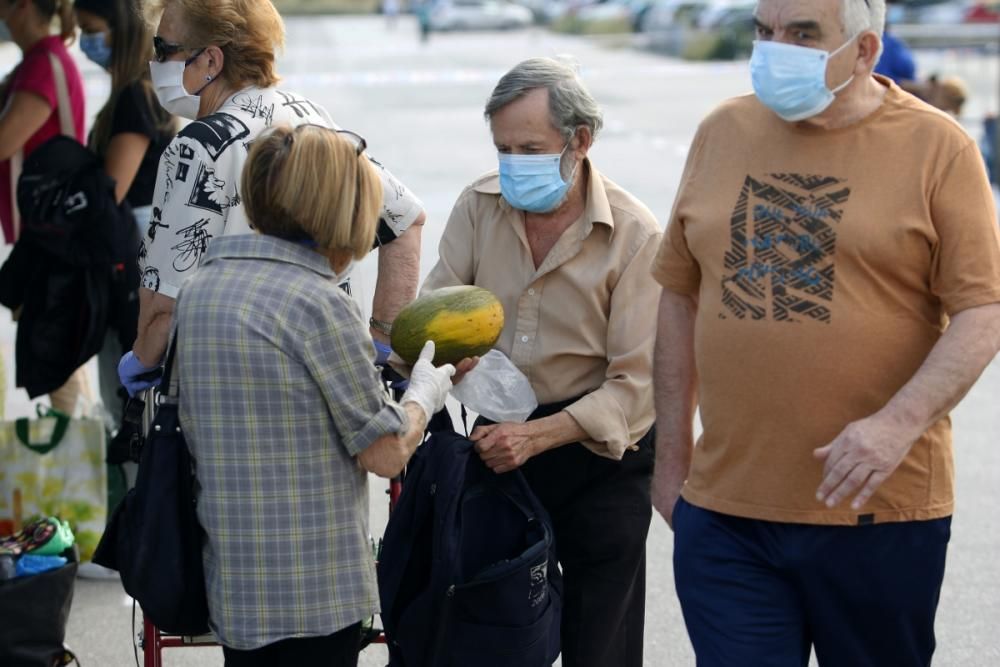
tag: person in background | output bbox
[75,0,178,427]
[76,0,176,235]
[0,0,88,415]
[382,0,399,29]
[910,74,967,119]
[119,0,427,398]
[874,0,915,85]
[423,57,661,667]
[177,124,458,666]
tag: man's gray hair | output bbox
[485,57,604,143]
[843,0,886,38]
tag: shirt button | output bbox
[521,335,529,343]
[527,288,536,296]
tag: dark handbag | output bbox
[92,337,210,636]
[0,135,134,397]
[0,547,78,667]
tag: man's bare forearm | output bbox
[371,216,424,343]
[875,302,1000,437]
[653,289,699,482]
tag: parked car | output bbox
[575,0,633,28]
[900,0,1000,23]
[569,0,656,29]
[428,0,534,30]
[640,0,752,57]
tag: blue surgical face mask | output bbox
[498,143,576,213]
[750,36,857,122]
[80,32,112,69]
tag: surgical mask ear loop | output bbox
[828,33,860,94]
[187,49,217,96]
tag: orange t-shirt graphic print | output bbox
[720,174,849,324]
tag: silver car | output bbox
[428,0,535,31]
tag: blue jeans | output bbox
[672,497,951,667]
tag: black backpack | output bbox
[0,135,138,397]
[378,424,562,667]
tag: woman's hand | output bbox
[400,341,455,421]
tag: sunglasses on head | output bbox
[334,129,367,157]
[284,125,368,157]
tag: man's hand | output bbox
[452,356,479,385]
[814,303,1000,511]
[471,422,539,474]
[651,472,685,530]
[814,414,922,510]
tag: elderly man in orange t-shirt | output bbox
[651,0,1000,665]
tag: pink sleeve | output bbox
[11,49,57,110]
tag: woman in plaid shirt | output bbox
[175,125,458,667]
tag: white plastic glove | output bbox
[400,341,456,422]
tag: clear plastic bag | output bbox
[451,350,538,423]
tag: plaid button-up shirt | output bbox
[176,234,407,650]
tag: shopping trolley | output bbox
[136,481,403,666]
[132,371,407,666]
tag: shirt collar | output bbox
[202,234,336,279]
[473,158,616,240]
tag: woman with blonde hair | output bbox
[175,124,455,665]
[120,0,427,400]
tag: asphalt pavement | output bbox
[1,15,998,667]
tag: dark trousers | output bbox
[672,497,952,667]
[221,623,362,667]
[479,402,654,667]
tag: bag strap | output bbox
[9,148,20,240]
[45,52,75,138]
[14,411,71,455]
[160,333,181,400]
[9,53,74,241]
[3,64,23,240]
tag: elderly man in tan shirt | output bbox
[422,57,662,667]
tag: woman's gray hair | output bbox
[843,0,886,39]
[485,57,604,143]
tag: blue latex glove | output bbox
[373,339,409,392]
[374,339,393,367]
[118,351,163,397]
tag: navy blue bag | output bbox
[92,338,210,636]
[378,423,561,667]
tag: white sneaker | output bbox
[76,562,120,580]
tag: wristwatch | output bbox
[369,317,393,336]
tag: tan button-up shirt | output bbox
[423,161,662,459]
